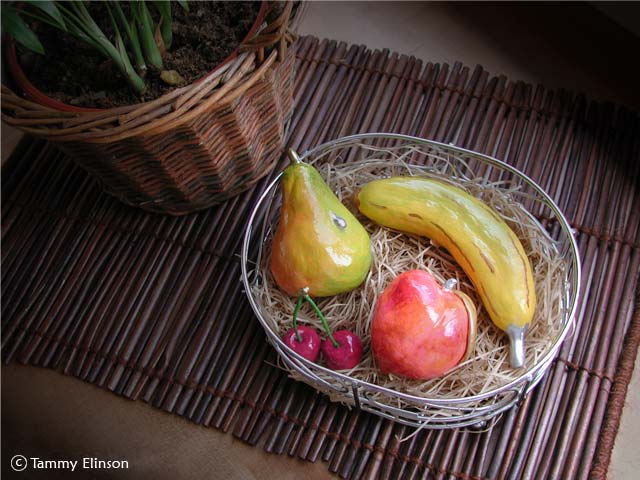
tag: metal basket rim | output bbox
[241,132,582,408]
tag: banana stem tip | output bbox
[506,325,527,369]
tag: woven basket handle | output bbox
[240,1,295,63]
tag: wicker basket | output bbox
[241,133,581,429]
[1,2,298,215]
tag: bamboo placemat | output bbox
[2,36,639,479]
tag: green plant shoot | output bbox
[1,1,190,95]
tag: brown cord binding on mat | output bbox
[10,327,625,393]
[590,291,640,479]
[555,357,616,384]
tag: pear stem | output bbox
[287,148,302,165]
[291,295,304,342]
[303,294,339,348]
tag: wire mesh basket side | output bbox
[241,133,581,429]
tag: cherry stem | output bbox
[292,295,304,342]
[303,294,339,348]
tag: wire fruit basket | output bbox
[241,133,581,429]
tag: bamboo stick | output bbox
[432,65,469,143]
[93,217,185,387]
[137,192,254,401]
[297,41,351,145]
[3,175,102,362]
[63,210,142,375]
[284,391,321,456]
[323,48,373,144]
[420,430,445,480]
[434,429,460,480]
[288,39,336,150]
[328,410,361,473]
[1,142,60,246]
[589,255,640,478]
[522,105,604,480]
[199,319,265,427]
[416,63,449,142]
[445,430,471,480]
[454,70,490,149]
[272,387,317,455]
[363,420,395,479]
[443,65,483,145]
[72,214,154,378]
[234,357,284,440]
[172,278,251,416]
[407,63,437,137]
[302,401,338,462]
[390,57,424,136]
[483,396,524,479]
[321,407,350,462]
[312,45,366,146]
[337,415,377,479]
[217,337,272,432]
[546,104,623,479]
[357,52,400,135]
[569,113,640,480]
[376,424,409,478]
[158,261,243,410]
[352,420,386,479]
[1,153,64,269]
[423,61,463,142]
[2,159,84,323]
[592,124,640,478]
[38,203,126,368]
[81,216,174,382]
[379,55,418,140]
[126,208,235,398]
[336,49,387,140]
[472,75,507,153]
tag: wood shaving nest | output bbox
[250,144,569,414]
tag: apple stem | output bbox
[292,295,305,342]
[443,278,458,292]
[303,294,339,348]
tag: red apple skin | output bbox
[372,270,470,380]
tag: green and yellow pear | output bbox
[270,150,371,297]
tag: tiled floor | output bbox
[1,3,638,478]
